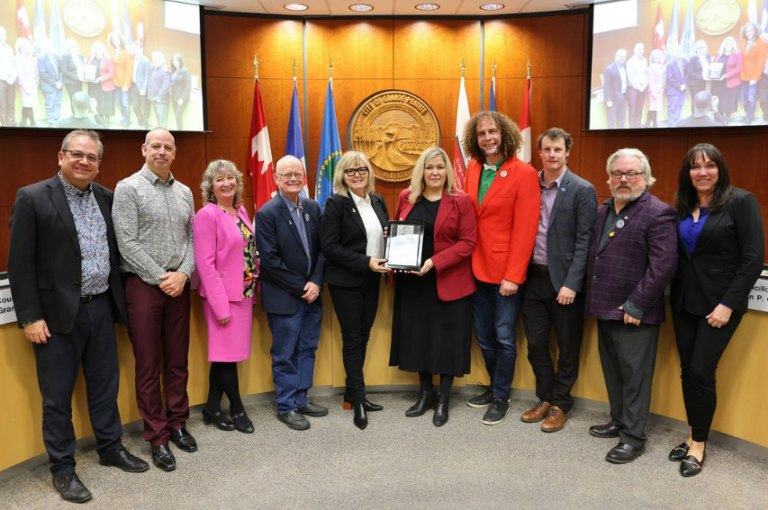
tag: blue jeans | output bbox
[267,301,323,414]
[740,82,758,122]
[472,280,522,400]
[44,88,63,126]
[115,88,131,125]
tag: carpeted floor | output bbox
[2,393,767,510]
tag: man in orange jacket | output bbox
[463,111,541,425]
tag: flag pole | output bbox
[461,57,465,78]
[254,53,259,82]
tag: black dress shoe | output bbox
[53,473,92,503]
[297,402,329,417]
[406,389,436,417]
[99,446,150,472]
[669,441,690,461]
[231,410,255,434]
[680,451,705,477]
[353,403,368,430]
[203,406,235,431]
[589,423,621,438]
[433,396,450,427]
[151,444,176,472]
[605,442,645,464]
[169,428,198,452]
[278,410,310,431]
[344,398,384,412]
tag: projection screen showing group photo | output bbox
[0,0,204,131]
[589,0,768,130]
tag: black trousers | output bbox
[33,293,123,477]
[521,269,585,413]
[672,307,743,442]
[597,319,660,449]
[329,273,381,404]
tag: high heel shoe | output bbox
[343,399,383,412]
[230,410,255,434]
[352,403,368,430]
[680,449,705,477]
[433,395,450,427]
[202,406,235,431]
[668,441,690,461]
[405,389,436,417]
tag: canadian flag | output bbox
[16,0,31,40]
[248,79,277,213]
[653,0,665,51]
[453,75,471,190]
[517,70,531,164]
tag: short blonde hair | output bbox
[200,159,244,206]
[408,147,458,203]
[333,151,376,197]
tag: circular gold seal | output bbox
[697,0,741,36]
[347,90,441,183]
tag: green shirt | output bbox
[478,158,506,206]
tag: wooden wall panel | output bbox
[393,20,481,79]
[306,20,395,79]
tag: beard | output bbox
[610,184,644,203]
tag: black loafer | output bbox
[681,451,705,477]
[297,402,328,417]
[363,399,383,412]
[605,442,645,464]
[99,446,150,473]
[669,442,690,461]
[203,406,235,431]
[278,410,310,431]
[151,444,176,472]
[231,410,255,434]
[53,473,92,503]
[169,428,198,452]
[353,403,368,430]
[589,423,621,438]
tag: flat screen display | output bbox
[588,0,768,130]
[0,0,204,131]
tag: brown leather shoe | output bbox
[541,405,567,432]
[520,401,551,423]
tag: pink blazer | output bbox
[193,203,254,320]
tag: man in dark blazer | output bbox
[520,128,597,432]
[666,46,689,126]
[38,39,64,127]
[8,130,148,504]
[131,43,152,129]
[603,49,628,129]
[585,148,678,464]
[255,155,327,431]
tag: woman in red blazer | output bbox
[711,36,743,124]
[86,41,115,127]
[389,147,477,427]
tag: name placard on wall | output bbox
[0,287,17,326]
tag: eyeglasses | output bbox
[610,171,643,181]
[63,150,100,163]
[276,172,303,181]
[344,167,369,177]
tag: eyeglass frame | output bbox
[62,149,101,163]
[609,170,644,181]
[343,166,369,177]
[275,172,304,181]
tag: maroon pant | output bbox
[125,276,191,446]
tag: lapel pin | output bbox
[609,232,616,238]
[500,171,508,178]
[616,219,625,229]
[304,213,310,222]
[352,208,357,213]
[560,187,566,192]
[288,220,293,225]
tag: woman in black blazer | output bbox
[320,151,391,430]
[670,143,764,477]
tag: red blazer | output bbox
[466,155,540,285]
[714,51,743,88]
[87,55,116,92]
[395,188,477,301]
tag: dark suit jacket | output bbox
[585,191,678,325]
[171,67,192,103]
[38,54,62,94]
[60,53,85,87]
[320,192,388,288]
[686,53,712,90]
[666,58,688,94]
[671,189,764,316]
[148,64,171,103]
[8,176,128,333]
[133,55,152,93]
[395,189,477,302]
[542,169,598,293]
[603,62,625,104]
[255,193,325,315]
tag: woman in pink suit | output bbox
[645,49,665,127]
[194,160,258,434]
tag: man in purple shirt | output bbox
[520,128,597,432]
[585,148,677,464]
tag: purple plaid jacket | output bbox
[585,191,678,325]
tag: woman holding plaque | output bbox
[86,41,115,127]
[194,160,258,434]
[389,147,477,427]
[669,144,764,477]
[711,37,743,125]
[320,151,390,431]
[739,22,768,125]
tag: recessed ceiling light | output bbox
[480,3,505,10]
[415,3,440,11]
[349,3,373,11]
[284,3,308,11]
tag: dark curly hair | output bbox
[463,111,523,162]
[674,143,733,219]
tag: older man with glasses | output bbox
[585,148,677,464]
[255,155,327,431]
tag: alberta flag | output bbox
[315,80,342,210]
[285,78,309,197]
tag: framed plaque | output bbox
[84,64,98,82]
[385,221,424,271]
[708,62,724,80]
